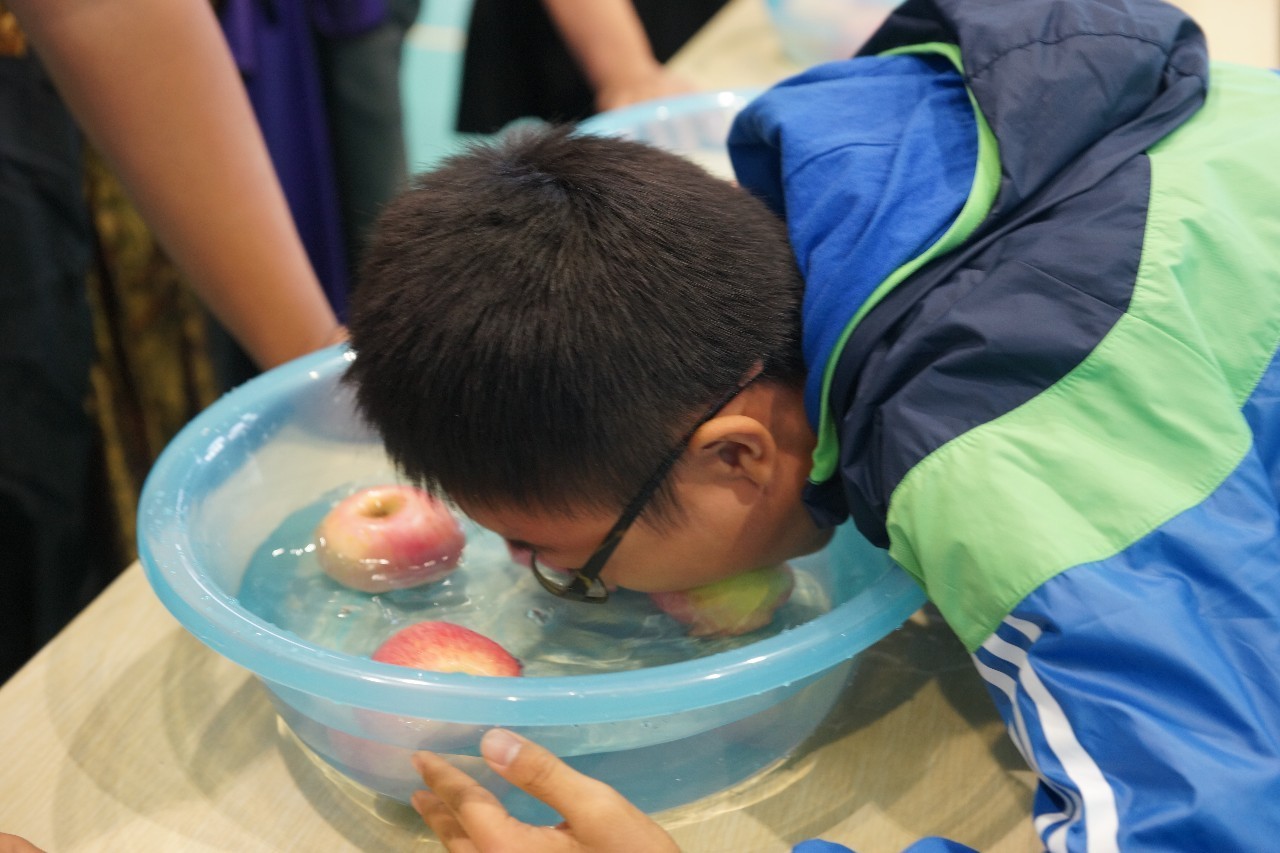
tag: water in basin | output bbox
[237,485,833,676]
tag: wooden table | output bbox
[0,565,1038,852]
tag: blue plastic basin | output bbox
[139,93,924,821]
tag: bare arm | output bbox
[0,834,44,853]
[540,0,696,111]
[9,0,341,369]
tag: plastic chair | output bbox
[401,0,482,173]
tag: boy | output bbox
[345,0,1280,849]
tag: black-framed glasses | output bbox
[529,372,763,603]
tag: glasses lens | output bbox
[529,554,609,602]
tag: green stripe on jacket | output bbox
[809,42,1001,484]
[886,63,1280,651]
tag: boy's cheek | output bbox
[505,542,534,568]
[606,557,745,595]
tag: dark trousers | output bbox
[210,0,421,391]
[0,52,102,683]
[316,0,421,276]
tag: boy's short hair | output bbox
[345,125,804,520]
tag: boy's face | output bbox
[459,491,833,595]
[455,381,832,594]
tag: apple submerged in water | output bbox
[347,622,519,762]
[315,485,466,593]
[650,563,796,638]
[372,621,523,676]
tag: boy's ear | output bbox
[686,415,778,488]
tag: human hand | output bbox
[595,66,698,112]
[412,728,680,852]
[0,834,45,853]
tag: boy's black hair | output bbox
[345,125,805,521]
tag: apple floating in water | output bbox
[341,622,519,765]
[372,621,523,676]
[315,485,466,593]
[650,564,795,637]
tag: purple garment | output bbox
[219,0,387,319]
[310,0,389,37]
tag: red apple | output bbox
[350,621,519,764]
[371,621,522,676]
[649,564,795,637]
[315,485,466,593]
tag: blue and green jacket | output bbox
[730,0,1280,849]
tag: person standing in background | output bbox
[210,0,421,387]
[313,0,424,285]
[0,0,342,683]
[458,0,727,133]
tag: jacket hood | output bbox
[860,0,1209,215]
[729,0,1208,464]
[729,54,979,427]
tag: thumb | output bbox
[480,729,655,833]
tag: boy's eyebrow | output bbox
[505,537,546,552]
